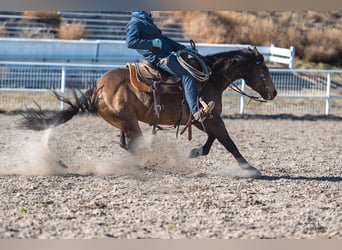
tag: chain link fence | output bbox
[1,62,342,116]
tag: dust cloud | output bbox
[133,133,193,174]
[0,129,68,176]
[215,166,262,178]
[0,125,192,177]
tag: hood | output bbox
[132,11,152,20]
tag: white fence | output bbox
[1,61,341,116]
[195,43,295,69]
[0,38,295,68]
[237,69,342,115]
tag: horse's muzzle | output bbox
[263,89,277,100]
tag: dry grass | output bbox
[276,27,303,50]
[0,22,6,37]
[183,11,276,45]
[238,14,275,45]
[304,28,342,64]
[21,11,60,25]
[182,12,224,43]
[181,11,342,67]
[58,21,86,40]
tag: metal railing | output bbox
[0,38,295,68]
[237,69,342,115]
[0,61,341,115]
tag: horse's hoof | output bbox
[58,160,68,169]
[119,143,128,150]
[189,147,203,158]
[246,167,262,178]
[238,164,262,178]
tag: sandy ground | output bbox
[0,113,341,239]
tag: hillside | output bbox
[180,11,342,68]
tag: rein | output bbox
[220,65,267,103]
[229,82,267,103]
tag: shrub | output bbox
[304,28,342,65]
[276,27,305,58]
[181,11,342,67]
[22,11,61,25]
[58,21,85,40]
[239,14,275,45]
[0,22,7,37]
[183,11,276,45]
[182,12,232,43]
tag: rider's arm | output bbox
[164,36,186,52]
[126,22,154,50]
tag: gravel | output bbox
[0,114,341,239]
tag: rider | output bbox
[126,11,214,122]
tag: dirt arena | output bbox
[0,113,341,239]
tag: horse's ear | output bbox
[253,46,259,56]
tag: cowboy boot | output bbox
[193,100,215,123]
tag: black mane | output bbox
[204,48,263,73]
[205,48,249,62]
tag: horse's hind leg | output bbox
[117,122,142,154]
[119,130,137,153]
[119,131,128,149]
[98,110,142,154]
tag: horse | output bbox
[20,47,277,177]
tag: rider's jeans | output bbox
[155,53,199,114]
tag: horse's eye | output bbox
[256,61,261,65]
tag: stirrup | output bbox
[193,98,215,123]
[199,97,215,116]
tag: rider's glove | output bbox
[152,38,162,49]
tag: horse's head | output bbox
[243,47,277,100]
[206,47,277,100]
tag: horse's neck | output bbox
[216,62,246,91]
[206,51,251,91]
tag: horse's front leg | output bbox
[189,134,216,158]
[205,117,261,176]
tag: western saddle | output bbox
[126,61,183,94]
[126,60,212,140]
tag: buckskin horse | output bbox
[20,47,277,177]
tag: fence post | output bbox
[60,66,66,110]
[289,46,295,69]
[240,80,246,114]
[325,72,331,115]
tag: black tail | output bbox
[19,86,98,131]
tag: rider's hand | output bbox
[152,38,162,49]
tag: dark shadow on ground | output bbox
[222,113,342,121]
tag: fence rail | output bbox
[1,61,341,115]
[0,38,295,68]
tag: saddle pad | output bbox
[126,63,151,92]
[126,63,182,94]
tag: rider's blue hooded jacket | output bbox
[126,11,186,65]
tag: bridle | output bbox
[222,59,268,103]
[229,82,267,103]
